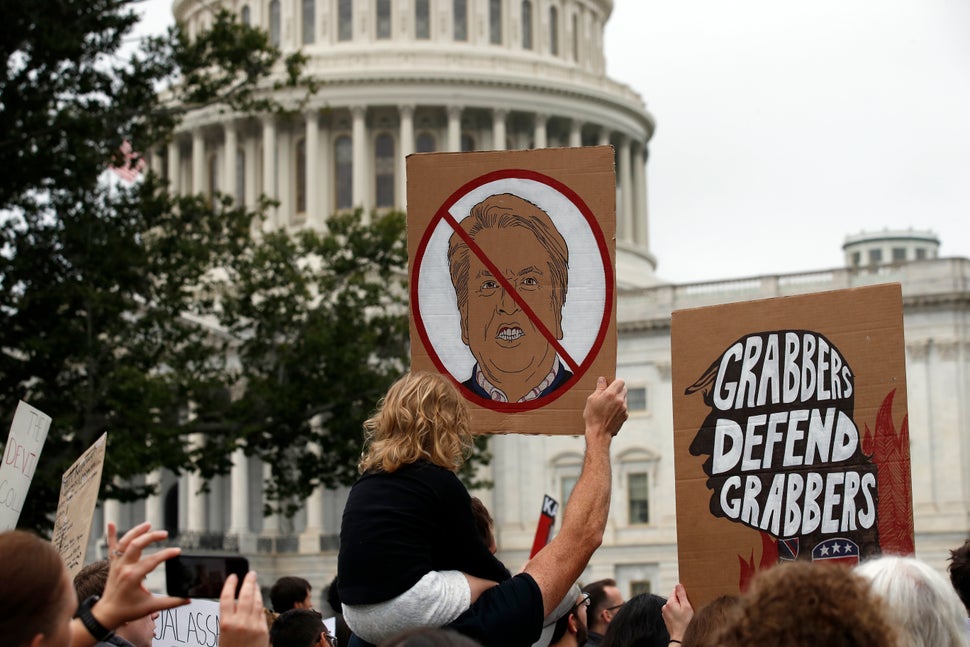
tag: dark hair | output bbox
[681,595,741,647]
[583,578,618,626]
[600,593,669,647]
[469,497,495,551]
[719,562,897,647]
[270,608,326,647]
[0,530,70,647]
[270,576,311,612]
[948,537,970,615]
[74,560,110,601]
[380,627,483,647]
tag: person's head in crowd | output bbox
[599,593,669,647]
[324,575,352,647]
[948,538,970,617]
[680,595,741,647]
[534,584,589,647]
[719,561,897,647]
[270,608,335,647]
[582,578,624,639]
[0,530,76,647]
[469,496,497,554]
[359,371,472,474]
[74,560,159,647]
[271,576,313,613]
[380,627,483,647]
[857,554,969,647]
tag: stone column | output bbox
[447,105,462,152]
[167,140,180,194]
[399,105,415,208]
[223,121,238,203]
[598,128,610,147]
[305,110,320,228]
[299,467,325,554]
[144,470,164,531]
[569,120,582,148]
[492,109,507,151]
[351,105,368,213]
[618,135,633,243]
[633,142,648,248]
[534,114,548,149]
[191,129,205,195]
[102,498,121,534]
[262,116,278,228]
[229,449,250,534]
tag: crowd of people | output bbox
[2,370,970,647]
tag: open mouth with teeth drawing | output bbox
[496,326,524,342]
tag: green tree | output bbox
[0,2,413,532]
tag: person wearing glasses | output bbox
[533,585,592,647]
[581,579,625,647]
[270,608,339,647]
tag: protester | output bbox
[220,571,271,647]
[538,585,590,647]
[343,372,628,647]
[857,555,970,647]
[325,575,352,647]
[270,608,337,647]
[73,560,158,647]
[680,594,739,647]
[598,593,669,647]
[719,561,897,647]
[338,371,514,643]
[469,497,497,554]
[0,522,186,647]
[659,584,693,646]
[949,538,970,629]
[582,579,624,647]
[271,577,313,613]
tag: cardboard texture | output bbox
[153,598,220,647]
[52,432,108,577]
[408,147,617,435]
[671,284,912,606]
[0,401,52,530]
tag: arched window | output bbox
[375,133,395,208]
[269,0,281,46]
[241,4,251,26]
[295,138,307,214]
[416,132,437,153]
[460,133,475,152]
[335,135,353,210]
[415,0,430,39]
[489,0,502,44]
[376,0,391,39]
[549,6,558,55]
[302,0,315,43]
[338,0,353,41]
[235,147,246,205]
[521,1,533,50]
[453,0,468,41]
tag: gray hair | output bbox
[856,555,970,647]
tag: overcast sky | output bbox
[136,0,970,284]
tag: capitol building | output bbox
[109,0,969,604]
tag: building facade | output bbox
[108,0,969,605]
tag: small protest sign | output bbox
[672,284,913,605]
[153,598,220,647]
[0,401,52,530]
[407,146,617,435]
[530,494,560,558]
[51,433,108,577]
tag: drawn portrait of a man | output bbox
[447,193,571,403]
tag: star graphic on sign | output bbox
[832,543,842,554]
[820,545,830,556]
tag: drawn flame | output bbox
[861,388,914,555]
[738,531,779,592]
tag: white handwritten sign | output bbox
[154,598,221,647]
[51,433,107,577]
[0,401,52,530]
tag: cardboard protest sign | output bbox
[51,433,108,577]
[408,146,617,435]
[154,598,220,647]
[0,401,52,530]
[672,284,912,606]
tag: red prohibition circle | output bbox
[411,169,614,413]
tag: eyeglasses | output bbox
[323,631,338,647]
[572,592,592,613]
[604,602,625,612]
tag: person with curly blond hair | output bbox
[338,371,511,645]
[719,561,898,647]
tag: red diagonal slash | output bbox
[442,210,579,374]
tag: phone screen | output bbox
[165,555,250,598]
